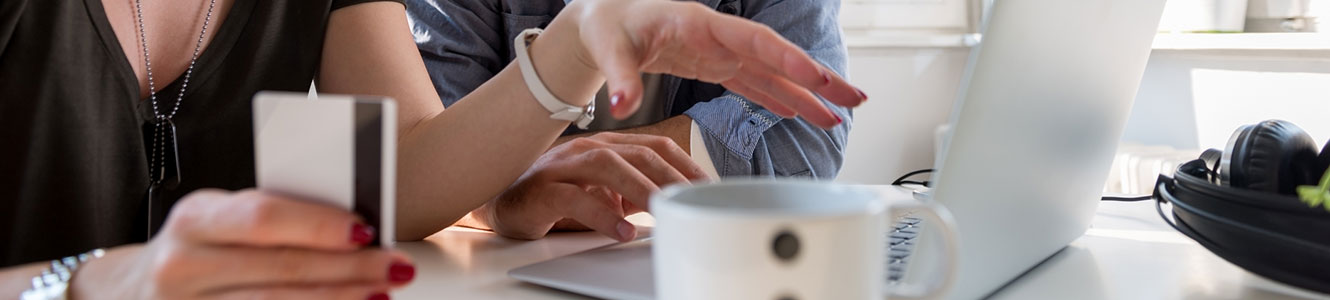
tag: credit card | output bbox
[253,91,397,246]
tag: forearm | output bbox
[552,115,693,152]
[319,2,602,241]
[394,17,604,241]
[0,262,45,297]
[1,245,141,299]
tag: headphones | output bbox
[1155,119,1330,294]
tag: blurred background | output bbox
[834,0,1330,194]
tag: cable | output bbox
[891,169,934,187]
[895,180,930,187]
[1101,195,1155,202]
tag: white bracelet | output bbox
[513,28,596,129]
[20,249,105,300]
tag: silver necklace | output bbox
[135,0,215,237]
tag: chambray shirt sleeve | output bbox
[404,0,508,106]
[684,0,852,178]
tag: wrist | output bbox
[456,205,498,231]
[68,246,142,300]
[528,12,604,107]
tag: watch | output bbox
[20,249,104,300]
[513,28,595,129]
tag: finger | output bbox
[550,184,635,242]
[677,19,743,83]
[605,144,691,187]
[728,63,839,128]
[581,21,644,120]
[591,133,712,181]
[617,191,646,215]
[721,80,798,118]
[549,148,659,210]
[586,186,639,216]
[705,12,865,107]
[166,189,373,251]
[694,56,742,84]
[207,284,391,300]
[180,247,413,290]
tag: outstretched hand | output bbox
[562,0,865,128]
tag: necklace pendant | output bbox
[143,184,166,238]
[142,119,182,189]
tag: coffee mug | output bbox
[651,180,958,300]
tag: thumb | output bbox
[593,36,645,120]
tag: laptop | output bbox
[509,0,1168,298]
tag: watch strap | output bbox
[513,28,595,129]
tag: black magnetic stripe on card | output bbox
[354,100,384,246]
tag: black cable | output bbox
[891,169,934,186]
[1101,195,1155,202]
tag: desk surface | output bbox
[393,202,1329,300]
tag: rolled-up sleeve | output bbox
[684,0,851,179]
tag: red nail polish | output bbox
[855,88,868,101]
[389,262,416,283]
[834,115,843,124]
[822,72,833,86]
[368,292,390,300]
[610,92,623,108]
[351,223,375,246]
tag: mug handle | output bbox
[883,201,959,300]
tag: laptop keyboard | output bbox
[887,216,922,283]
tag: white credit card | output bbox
[253,91,396,246]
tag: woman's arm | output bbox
[319,2,603,240]
[318,0,865,241]
[0,262,46,296]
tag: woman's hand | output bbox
[70,189,414,299]
[555,0,865,128]
[475,132,710,242]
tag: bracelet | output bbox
[20,249,105,300]
[513,28,596,129]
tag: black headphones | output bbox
[1154,120,1330,294]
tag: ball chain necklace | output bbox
[134,0,215,237]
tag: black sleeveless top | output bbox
[0,0,401,267]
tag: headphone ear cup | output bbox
[1225,120,1321,194]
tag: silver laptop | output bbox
[509,0,1168,298]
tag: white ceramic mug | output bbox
[651,180,958,300]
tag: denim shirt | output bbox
[405,0,851,178]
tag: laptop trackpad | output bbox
[509,239,655,300]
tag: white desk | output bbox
[393,201,1329,300]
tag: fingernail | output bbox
[834,114,843,125]
[610,92,622,109]
[822,71,833,86]
[616,220,636,241]
[367,292,390,300]
[351,223,375,246]
[855,88,868,101]
[389,262,416,283]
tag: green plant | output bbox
[1296,167,1330,211]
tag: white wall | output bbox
[837,45,1330,184]
[836,47,970,184]
[1122,50,1330,150]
